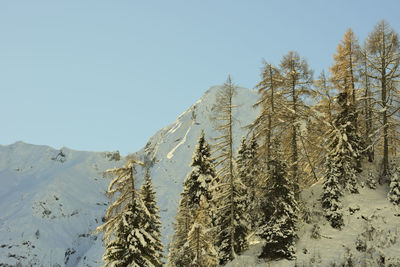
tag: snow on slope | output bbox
[226,160,400,266]
[0,142,122,266]
[0,85,259,265]
[134,85,259,245]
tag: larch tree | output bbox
[168,188,193,267]
[359,50,376,162]
[211,76,249,265]
[97,158,159,267]
[313,70,337,127]
[251,61,282,166]
[279,51,313,198]
[365,20,400,181]
[139,168,164,267]
[330,28,361,109]
[186,197,218,267]
[308,71,338,177]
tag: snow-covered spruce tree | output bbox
[97,158,158,267]
[328,92,361,192]
[388,168,400,205]
[211,76,249,265]
[236,135,262,230]
[168,131,217,267]
[321,158,344,229]
[184,131,215,209]
[139,168,164,267]
[257,158,298,260]
[366,172,377,189]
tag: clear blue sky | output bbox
[1,1,399,155]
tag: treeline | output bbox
[97,20,400,266]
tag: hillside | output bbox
[0,85,259,266]
[226,160,400,266]
[2,84,399,266]
[0,142,122,266]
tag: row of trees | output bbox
[168,20,400,265]
[168,77,299,265]
[97,20,400,266]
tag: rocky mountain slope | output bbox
[0,85,259,266]
[1,85,400,266]
[0,142,122,266]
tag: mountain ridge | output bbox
[0,85,259,266]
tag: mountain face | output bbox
[0,85,259,266]
[2,85,400,267]
[0,142,123,266]
[134,85,259,244]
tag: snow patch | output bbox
[167,124,192,159]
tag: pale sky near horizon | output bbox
[1,1,400,155]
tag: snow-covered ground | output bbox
[0,142,123,266]
[0,85,259,265]
[227,160,400,266]
[4,84,398,266]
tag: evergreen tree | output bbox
[97,159,157,267]
[139,168,164,267]
[257,159,298,260]
[184,131,215,209]
[236,135,262,229]
[168,132,216,267]
[327,92,361,192]
[388,168,400,205]
[366,172,377,189]
[321,158,344,229]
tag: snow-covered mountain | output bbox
[2,85,400,266]
[0,85,259,266]
[0,142,123,266]
[134,85,259,245]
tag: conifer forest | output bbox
[94,20,400,266]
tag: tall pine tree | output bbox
[321,158,344,229]
[257,158,298,260]
[236,135,262,230]
[98,159,161,267]
[139,168,164,267]
[168,132,217,267]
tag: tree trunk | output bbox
[291,78,299,199]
